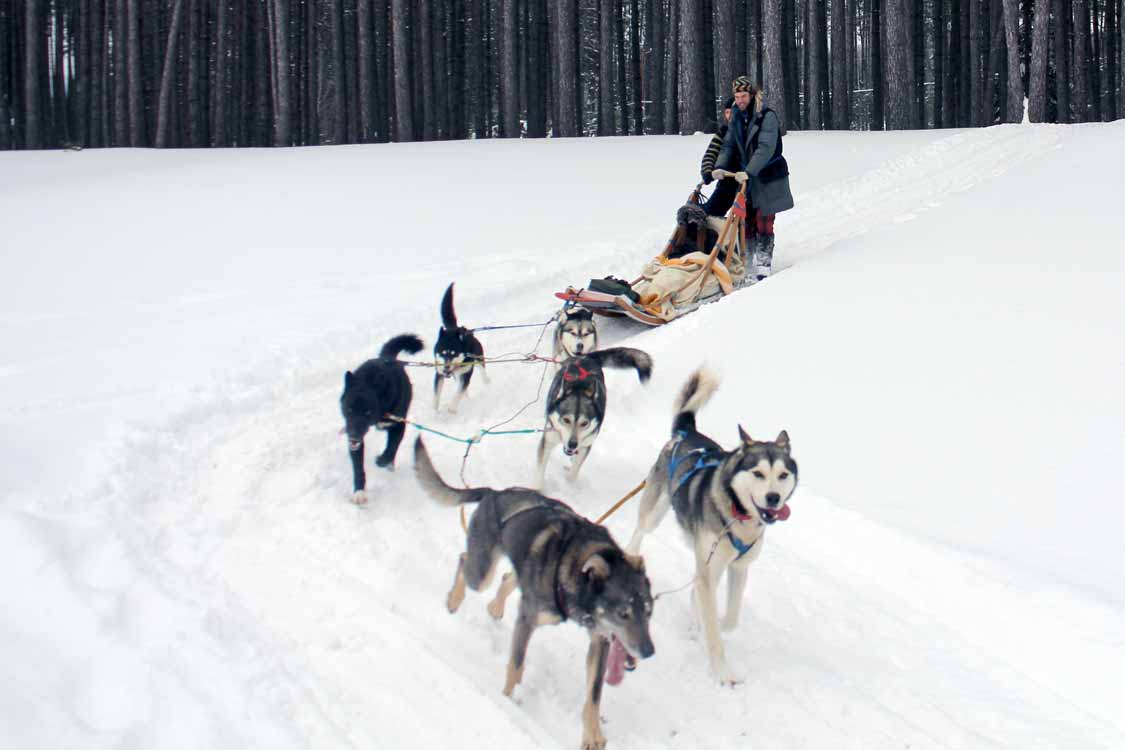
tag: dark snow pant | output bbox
[702,177,739,217]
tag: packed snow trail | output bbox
[2,123,1123,748]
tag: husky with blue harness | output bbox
[625,367,797,685]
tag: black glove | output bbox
[702,170,714,185]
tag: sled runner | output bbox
[555,181,752,327]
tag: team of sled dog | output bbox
[340,282,798,750]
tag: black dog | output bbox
[341,333,423,504]
[433,282,486,413]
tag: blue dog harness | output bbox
[668,432,756,560]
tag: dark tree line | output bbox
[0,0,1120,150]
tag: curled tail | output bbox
[588,347,654,383]
[379,333,425,360]
[440,283,458,330]
[672,367,720,435]
[413,438,479,507]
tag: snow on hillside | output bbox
[2,123,1123,749]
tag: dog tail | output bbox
[587,347,653,383]
[379,334,425,360]
[672,367,720,435]
[413,437,479,507]
[440,283,458,330]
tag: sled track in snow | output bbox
[76,125,1124,750]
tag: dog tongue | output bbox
[604,636,628,686]
[776,504,791,521]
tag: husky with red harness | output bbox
[534,348,653,489]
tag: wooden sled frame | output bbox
[558,181,749,327]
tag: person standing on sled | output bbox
[700,98,738,217]
[713,77,794,281]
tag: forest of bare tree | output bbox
[0,0,1120,149]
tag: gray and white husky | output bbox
[625,368,797,685]
[534,347,653,489]
[553,306,598,361]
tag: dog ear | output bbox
[344,371,354,388]
[775,430,791,453]
[738,424,753,444]
[581,554,610,581]
[624,553,645,572]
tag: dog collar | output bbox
[730,499,754,522]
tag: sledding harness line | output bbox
[384,415,542,445]
[455,310,560,488]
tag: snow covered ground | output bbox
[2,123,1123,749]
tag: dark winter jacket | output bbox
[700,124,728,184]
[716,99,795,216]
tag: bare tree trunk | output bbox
[629,0,643,133]
[666,0,679,133]
[356,0,374,140]
[644,0,665,133]
[499,0,518,136]
[418,0,434,139]
[1119,0,1125,115]
[599,0,614,134]
[987,0,1005,122]
[1028,0,1050,120]
[715,0,737,104]
[272,0,292,144]
[783,0,799,122]
[555,0,579,135]
[527,0,548,136]
[1053,0,1070,120]
[0,3,10,148]
[466,0,482,137]
[24,0,43,147]
[615,0,628,132]
[764,0,788,127]
[831,0,848,126]
[112,0,127,144]
[156,0,185,146]
[933,0,944,127]
[212,0,230,145]
[126,0,143,145]
[1072,0,1089,120]
[872,0,885,128]
[1001,0,1023,121]
[749,0,762,84]
[808,0,823,127]
[678,0,706,131]
[391,0,414,139]
[969,0,983,124]
[910,0,924,125]
[885,0,913,127]
[947,0,960,125]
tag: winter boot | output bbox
[754,234,775,281]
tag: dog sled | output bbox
[556,181,752,326]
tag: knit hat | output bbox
[732,76,753,93]
[723,97,735,110]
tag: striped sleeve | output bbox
[700,131,725,178]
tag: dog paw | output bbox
[580,732,608,750]
[714,663,743,687]
[486,598,506,621]
[351,490,369,506]
[374,455,394,468]
[721,616,740,633]
[446,589,465,614]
